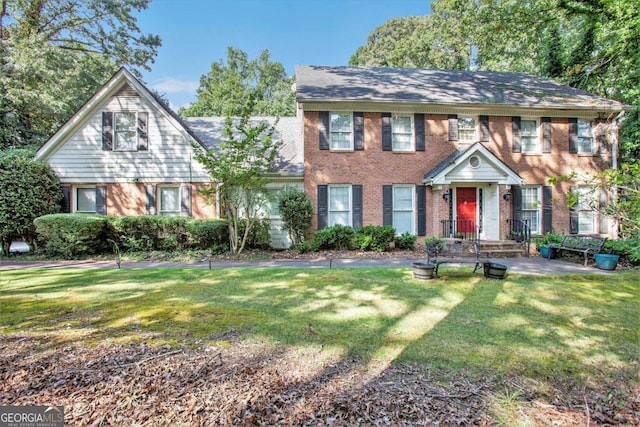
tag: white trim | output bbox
[457,116,478,142]
[391,114,414,151]
[328,184,352,226]
[329,112,353,151]
[392,185,415,234]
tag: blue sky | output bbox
[137,0,431,109]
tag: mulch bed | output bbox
[2,335,638,426]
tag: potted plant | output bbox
[533,233,561,259]
[594,253,619,270]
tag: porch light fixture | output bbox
[503,190,511,201]
[442,192,450,201]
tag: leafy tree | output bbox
[0,149,62,255]
[180,47,295,117]
[277,187,313,247]
[191,97,283,255]
[0,0,161,150]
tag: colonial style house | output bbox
[36,66,626,249]
[295,65,626,241]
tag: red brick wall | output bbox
[304,111,613,237]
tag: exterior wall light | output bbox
[503,190,511,201]
[442,192,450,201]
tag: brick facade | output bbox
[304,111,614,239]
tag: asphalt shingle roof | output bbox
[295,65,625,111]
[182,117,303,175]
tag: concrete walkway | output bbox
[0,255,626,275]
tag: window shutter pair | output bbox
[317,185,362,230]
[382,185,426,236]
[102,111,148,151]
[381,113,425,151]
[63,186,107,214]
[145,184,192,216]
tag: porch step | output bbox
[479,240,529,258]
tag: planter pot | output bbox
[539,246,556,259]
[484,262,508,279]
[412,262,436,280]
[594,253,619,270]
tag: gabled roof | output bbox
[182,117,303,175]
[35,67,207,161]
[295,65,627,112]
[424,142,523,186]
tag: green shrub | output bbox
[394,232,417,250]
[355,225,396,252]
[603,238,640,264]
[532,232,563,250]
[34,214,109,258]
[238,218,271,249]
[312,224,355,251]
[186,219,229,251]
[157,216,190,251]
[109,216,159,252]
[278,187,313,246]
[0,150,62,255]
[293,241,311,254]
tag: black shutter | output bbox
[595,118,607,154]
[382,185,393,226]
[180,185,192,216]
[480,115,489,142]
[511,186,522,221]
[569,186,578,234]
[146,185,156,215]
[382,112,392,151]
[448,114,458,141]
[353,112,364,150]
[415,113,425,151]
[317,185,328,229]
[512,116,521,153]
[138,112,149,151]
[568,118,578,154]
[543,185,553,234]
[352,185,363,230]
[542,117,552,153]
[599,188,609,234]
[96,185,107,215]
[61,186,71,213]
[102,112,113,151]
[319,112,329,150]
[416,185,426,236]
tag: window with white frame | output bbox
[393,185,414,234]
[328,185,351,226]
[521,186,541,233]
[574,187,597,233]
[458,117,477,142]
[578,120,595,154]
[521,119,539,153]
[159,186,180,216]
[329,113,352,150]
[76,187,97,213]
[392,115,413,151]
[114,112,138,151]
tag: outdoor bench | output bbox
[426,239,484,277]
[549,235,607,267]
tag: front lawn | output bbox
[1,267,638,425]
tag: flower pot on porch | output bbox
[594,253,619,270]
[412,262,436,280]
[539,246,556,259]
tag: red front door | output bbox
[456,187,477,234]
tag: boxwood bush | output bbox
[312,224,355,251]
[34,214,109,258]
[186,219,229,252]
[355,225,396,252]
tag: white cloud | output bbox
[151,77,199,94]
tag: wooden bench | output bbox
[426,238,483,277]
[549,235,607,266]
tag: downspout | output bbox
[610,111,625,239]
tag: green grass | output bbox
[1,267,638,384]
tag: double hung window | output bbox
[520,120,539,153]
[330,113,353,150]
[328,185,352,226]
[578,120,594,154]
[393,186,414,234]
[520,186,541,233]
[458,117,477,142]
[159,186,180,216]
[114,112,138,151]
[391,115,413,151]
[76,187,97,213]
